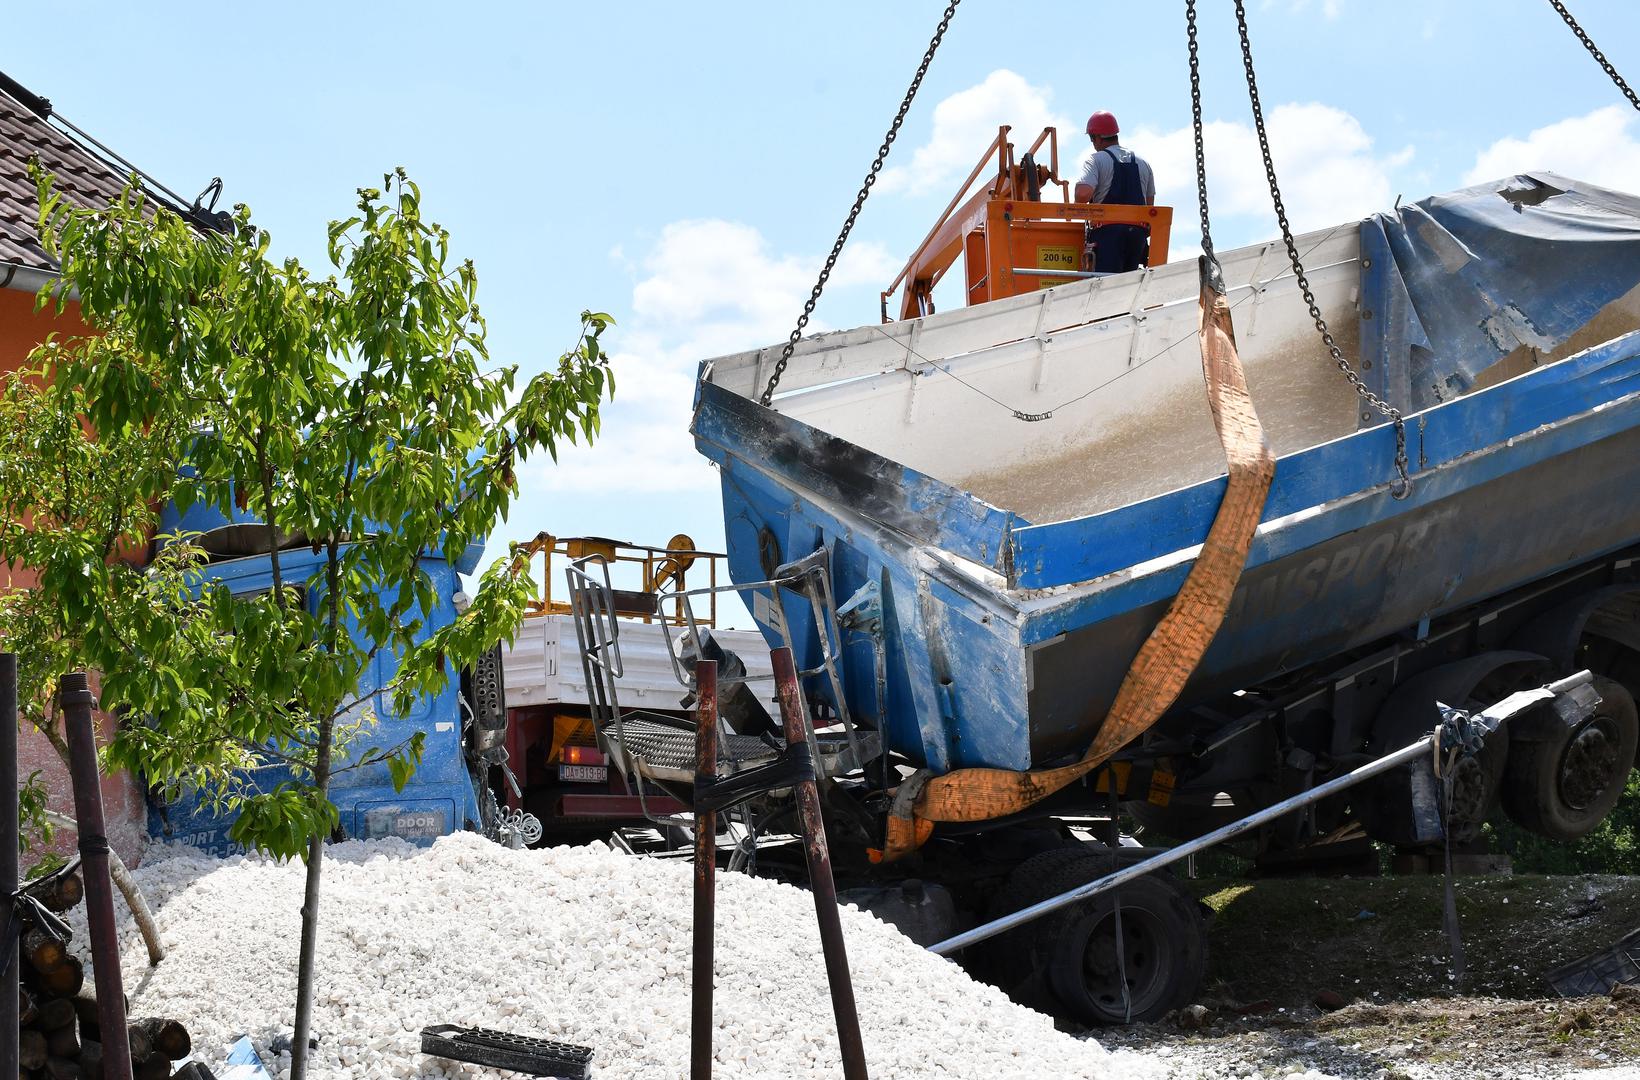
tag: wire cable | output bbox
[759,0,962,406]
[869,225,1347,423]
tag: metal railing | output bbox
[515,531,723,627]
[565,546,877,783]
[647,548,870,773]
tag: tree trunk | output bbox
[128,1019,183,1062]
[287,717,333,1080]
[290,542,341,1080]
[104,847,163,967]
[22,928,66,973]
[39,956,83,997]
[22,871,83,913]
[46,1056,83,1080]
[36,999,75,1031]
[43,812,164,965]
[288,832,324,1080]
[44,1023,77,1061]
[19,1030,46,1071]
[125,1022,155,1065]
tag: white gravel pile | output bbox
[91,833,1185,1080]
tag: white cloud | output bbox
[1133,103,1411,249]
[630,220,804,330]
[526,221,894,498]
[1464,105,1640,191]
[878,70,1074,197]
[1261,0,1344,17]
[883,71,1409,255]
[831,240,901,287]
[525,414,707,496]
[533,83,1415,501]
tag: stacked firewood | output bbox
[17,871,192,1080]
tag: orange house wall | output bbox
[1,284,148,865]
[0,287,92,591]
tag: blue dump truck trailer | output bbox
[644,173,1640,1022]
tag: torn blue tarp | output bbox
[219,1037,276,1080]
[1359,172,1640,414]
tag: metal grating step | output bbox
[1547,927,1640,998]
[618,717,777,779]
[420,1024,594,1078]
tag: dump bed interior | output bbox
[704,175,1640,530]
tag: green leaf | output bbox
[3,168,614,1052]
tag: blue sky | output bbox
[8,0,1640,626]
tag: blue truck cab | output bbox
[146,497,488,855]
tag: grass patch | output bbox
[1186,873,1640,1005]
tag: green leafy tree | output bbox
[1493,775,1640,875]
[0,318,188,960]
[3,168,612,1076]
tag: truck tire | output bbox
[1357,651,1546,847]
[976,846,1206,1025]
[1502,676,1638,842]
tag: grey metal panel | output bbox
[502,615,778,712]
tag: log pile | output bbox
[16,871,192,1080]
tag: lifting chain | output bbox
[1546,0,1640,113]
[1231,0,1411,498]
[1185,0,1221,287]
[758,0,962,407]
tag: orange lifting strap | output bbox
[876,278,1277,863]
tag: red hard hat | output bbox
[1086,110,1119,138]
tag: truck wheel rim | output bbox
[1558,717,1620,812]
[1079,907,1170,1019]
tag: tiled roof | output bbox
[1,82,176,273]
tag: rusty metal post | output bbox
[0,653,17,1080]
[60,673,133,1080]
[690,659,719,1080]
[770,647,868,1080]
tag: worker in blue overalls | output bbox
[1074,110,1156,274]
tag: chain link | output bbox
[759,0,961,406]
[1546,0,1640,112]
[1231,0,1411,498]
[1186,0,1216,270]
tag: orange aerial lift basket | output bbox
[881,125,1171,322]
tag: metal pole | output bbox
[0,653,17,1080]
[60,673,133,1080]
[930,735,1436,955]
[691,660,718,1080]
[1009,267,1105,279]
[771,648,868,1080]
[930,670,1598,958]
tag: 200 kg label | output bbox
[1036,245,1079,269]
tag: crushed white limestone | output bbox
[78,832,1191,1079]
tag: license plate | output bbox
[559,764,607,783]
